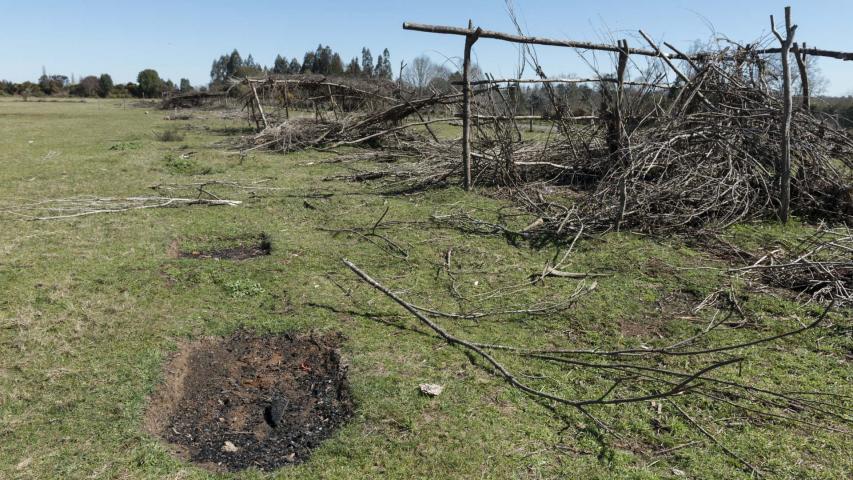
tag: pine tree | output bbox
[226,49,242,77]
[374,49,393,80]
[361,48,373,77]
[330,53,344,75]
[301,52,315,73]
[288,58,301,74]
[383,49,393,79]
[179,78,192,93]
[314,45,332,74]
[345,57,361,76]
[210,55,228,85]
[273,54,288,74]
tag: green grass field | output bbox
[0,97,850,479]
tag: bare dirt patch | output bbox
[622,289,700,338]
[178,234,272,260]
[145,331,354,472]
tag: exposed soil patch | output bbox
[622,289,701,338]
[178,234,271,260]
[145,331,354,472]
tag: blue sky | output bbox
[1,0,851,95]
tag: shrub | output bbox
[155,129,185,142]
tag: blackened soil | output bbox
[180,234,271,260]
[145,331,354,472]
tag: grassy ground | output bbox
[0,97,850,479]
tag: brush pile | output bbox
[231,52,853,233]
[571,64,853,232]
[236,75,472,153]
[736,226,853,307]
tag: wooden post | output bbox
[249,81,268,129]
[614,39,629,231]
[771,6,797,223]
[529,106,533,132]
[283,82,290,120]
[461,20,482,191]
[793,42,810,112]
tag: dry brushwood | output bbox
[733,226,852,307]
[343,258,849,475]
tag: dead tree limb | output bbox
[343,259,742,408]
[793,42,811,112]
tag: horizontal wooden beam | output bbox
[404,21,853,63]
[755,46,853,61]
[403,21,683,59]
[454,77,672,89]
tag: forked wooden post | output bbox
[771,6,797,223]
[462,20,482,191]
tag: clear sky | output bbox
[1,0,851,95]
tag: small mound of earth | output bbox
[145,331,354,472]
[178,234,271,260]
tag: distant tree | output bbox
[330,53,344,75]
[179,78,192,93]
[226,49,243,77]
[301,52,315,73]
[345,57,361,76]
[210,56,227,87]
[361,48,373,77]
[98,73,113,97]
[38,67,68,95]
[374,48,393,80]
[404,55,441,91]
[288,57,301,74]
[237,54,264,77]
[314,45,332,74]
[125,82,140,97]
[426,64,453,92]
[75,75,100,97]
[136,69,163,98]
[273,54,288,74]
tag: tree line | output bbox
[0,67,192,99]
[3,49,851,129]
[209,45,394,89]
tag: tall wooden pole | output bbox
[461,20,482,191]
[614,40,629,231]
[771,6,797,223]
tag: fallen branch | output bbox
[1,196,241,221]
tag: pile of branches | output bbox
[237,75,473,153]
[735,226,853,307]
[572,63,853,232]
[160,91,225,109]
